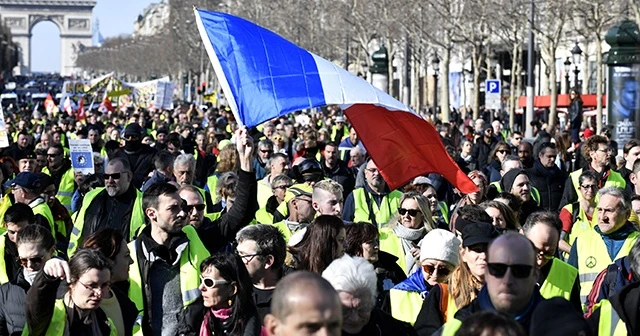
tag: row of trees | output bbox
[76,0,638,132]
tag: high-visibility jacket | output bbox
[576,229,639,303]
[379,227,407,274]
[353,188,402,226]
[31,200,56,237]
[128,225,209,335]
[205,174,219,198]
[330,125,349,142]
[257,180,272,209]
[563,203,593,247]
[21,298,117,336]
[67,187,145,256]
[539,258,578,301]
[0,190,13,226]
[0,233,8,284]
[440,318,463,336]
[437,201,449,225]
[389,289,423,325]
[42,166,75,212]
[270,221,293,242]
[489,181,541,206]
[255,208,274,224]
[570,168,626,202]
[595,299,628,336]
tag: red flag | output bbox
[44,94,55,114]
[77,99,85,121]
[345,104,479,194]
[100,97,114,112]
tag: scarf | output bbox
[392,223,426,274]
[199,308,232,336]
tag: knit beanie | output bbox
[419,229,461,267]
[500,168,528,194]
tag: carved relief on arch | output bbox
[4,17,26,29]
[68,18,90,31]
[29,14,65,30]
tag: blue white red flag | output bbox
[194,8,478,193]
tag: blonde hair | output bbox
[385,192,436,231]
[449,253,484,308]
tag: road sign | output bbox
[485,79,501,110]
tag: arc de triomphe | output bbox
[0,0,96,76]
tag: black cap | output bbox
[461,222,499,247]
[124,123,143,137]
[500,168,528,194]
[15,149,36,161]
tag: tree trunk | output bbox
[441,47,451,122]
[596,38,603,134]
[472,46,481,120]
[546,50,558,133]
[509,43,520,131]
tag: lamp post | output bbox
[432,54,440,114]
[563,57,571,93]
[571,42,582,89]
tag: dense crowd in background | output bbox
[0,88,639,336]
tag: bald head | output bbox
[266,271,342,336]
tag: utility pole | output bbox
[525,0,535,137]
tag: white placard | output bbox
[69,139,94,175]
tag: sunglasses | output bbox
[487,263,533,279]
[185,203,206,212]
[18,256,44,267]
[398,208,419,217]
[580,184,597,190]
[497,150,508,154]
[422,264,451,277]
[259,149,273,153]
[273,184,291,190]
[200,275,229,288]
[104,172,122,180]
[47,153,62,158]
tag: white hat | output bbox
[413,176,433,185]
[419,229,461,267]
[335,116,345,123]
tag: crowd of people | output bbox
[0,95,639,336]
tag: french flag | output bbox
[194,8,478,193]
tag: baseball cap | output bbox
[15,149,36,161]
[283,183,313,204]
[335,116,345,123]
[9,172,42,191]
[461,222,499,247]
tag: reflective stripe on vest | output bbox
[128,225,210,334]
[21,298,118,336]
[68,187,146,256]
[389,289,423,325]
[597,299,627,336]
[576,229,639,303]
[352,188,402,226]
[56,168,75,212]
[539,258,578,301]
[440,318,463,336]
[379,227,407,274]
[32,201,56,237]
[0,234,8,284]
[571,169,626,202]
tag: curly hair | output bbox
[216,145,239,174]
[581,135,609,162]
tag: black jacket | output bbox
[471,137,497,170]
[2,239,19,285]
[569,99,583,125]
[25,271,112,336]
[343,308,416,336]
[414,284,446,336]
[588,279,640,335]
[114,145,157,189]
[527,160,567,211]
[322,159,356,199]
[79,185,139,243]
[374,251,407,314]
[0,269,30,336]
[197,169,257,254]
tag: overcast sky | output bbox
[30,0,157,73]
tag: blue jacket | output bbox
[393,268,429,296]
[141,170,172,192]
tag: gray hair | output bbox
[271,174,292,188]
[174,153,196,171]
[258,139,274,149]
[598,187,631,214]
[322,254,377,300]
[501,155,521,171]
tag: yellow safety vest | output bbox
[128,225,209,336]
[389,289,423,325]
[32,200,56,237]
[0,234,8,284]
[539,258,577,301]
[576,229,639,303]
[490,181,541,206]
[595,299,628,336]
[43,166,75,212]
[570,168,626,202]
[379,227,407,274]
[270,221,293,243]
[21,298,117,336]
[205,174,219,199]
[437,201,449,225]
[255,208,274,224]
[68,187,146,256]
[563,203,593,248]
[353,188,402,226]
[440,318,463,336]
[257,180,272,209]
[0,190,13,226]
[330,125,349,142]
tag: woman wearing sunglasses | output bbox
[25,248,115,335]
[558,170,599,255]
[0,224,55,335]
[380,192,437,276]
[198,253,262,336]
[388,229,460,325]
[414,222,499,335]
[485,141,511,182]
[82,229,138,336]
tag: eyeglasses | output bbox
[398,208,419,217]
[18,256,44,267]
[259,149,273,154]
[422,264,451,277]
[487,263,533,279]
[200,275,229,288]
[497,150,507,154]
[273,184,291,190]
[597,148,613,153]
[236,250,263,263]
[365,168,379,174]
[534,247,555,261]
[78,280,111,295]
[184,203,206,212]
[104,172,122,180]
[46,153,62,157]
[580,184,598,190]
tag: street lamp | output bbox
[563,57,571,93]
[571,42,582,89]
[432,54,440,113]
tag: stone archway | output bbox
[0,0,96,76]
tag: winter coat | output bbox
[527,159,567,211]
[0,269,29,336]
